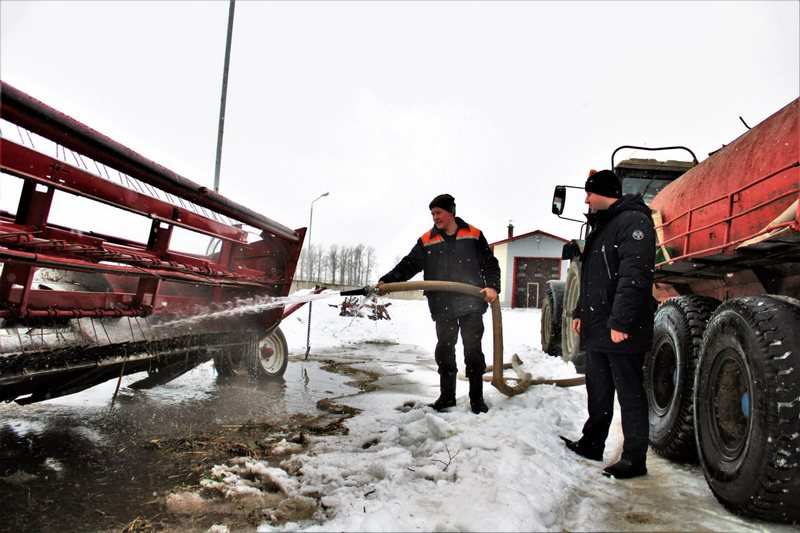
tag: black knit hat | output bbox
[585,169,622,199]
[429,193,456,214]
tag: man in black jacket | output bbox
[377,194,501,414]
[561,170,656,479]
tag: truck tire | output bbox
[560,260,586,373]
[213,346,247,378]
[694,296,800,522]
[541,281,566,357]
[646,295,719,462]
[246,327,289,380]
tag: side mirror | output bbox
[552,186,567,215]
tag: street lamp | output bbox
[305,192,329,357]
[307,192,329,252]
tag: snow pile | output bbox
[201,459,300,498]
[276,365,592,532]
[167,456,317,523]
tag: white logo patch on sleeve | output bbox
[632,229,644,240]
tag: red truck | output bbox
[543,98,799,522]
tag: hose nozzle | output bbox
[339,285,379,297]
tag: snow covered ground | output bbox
[208,291,797,532]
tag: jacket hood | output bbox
[610,193,651,215]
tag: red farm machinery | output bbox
[0,81,306,404]
[543,97,799,522]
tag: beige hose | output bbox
[377,281,585,396]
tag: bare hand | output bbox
[611,329,630,343]
[480,287,498,303]
[572,318,581,336]
[375,280,385,295]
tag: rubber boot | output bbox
[431,373,457,412]
[468,374,488,414]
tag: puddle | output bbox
[0,358,359,532]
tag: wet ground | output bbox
[0,357,367,532]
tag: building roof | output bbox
[490,229,569,248]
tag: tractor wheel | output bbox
[694,296,800,522]
[213,345,248,378]
[560,260,585,373]
[541,281,565,357]
[646,295,718,462]
[246,327,289,380]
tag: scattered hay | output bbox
[624,511,655,524]
[166,461,318,526]
[121,516,156,533]
[319,360,382,393]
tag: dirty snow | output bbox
[195,290,796,532]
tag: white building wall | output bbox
[493,243,509,291]
[494,234,568,308]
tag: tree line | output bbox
[297,243,377,285]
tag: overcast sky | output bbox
[1,1,798,276]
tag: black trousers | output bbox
[581,350,649,465]
[434,312,486,378]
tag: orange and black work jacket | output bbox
[379,217,501,320]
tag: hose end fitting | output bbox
[340,285,379,297]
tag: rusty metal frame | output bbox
[1,81,305,322]
[654,161,800,267]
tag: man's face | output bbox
[585,191,615,213]
[431,207,455,230]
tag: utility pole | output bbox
[213,0,236,192]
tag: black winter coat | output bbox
[574,194,656,353]
[379,217,501,320]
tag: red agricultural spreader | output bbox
[0,81,305,404]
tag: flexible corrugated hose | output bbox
[375,280,586,396]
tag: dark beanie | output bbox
[585,169,622,198]
[429,193,456,214]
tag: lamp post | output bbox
[305,192,329,357]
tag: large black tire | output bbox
[213,345,248,378]
[646,295,719,462]
[560,260,586,373]
[246,327,289,381]
[541,281,565,357]
[694,296,800,522]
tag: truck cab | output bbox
[614,157,695,204]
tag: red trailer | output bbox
[544,98,799,522]
[0,81,306,404]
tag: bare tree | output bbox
[351,244,364,285]
[364,246,377,284]
[298,248,310,280]
[339,246,351,284]
[297,242,376,285]
[314,245,325,282]
[327,244,340,284]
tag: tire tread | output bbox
[697,296,800,523]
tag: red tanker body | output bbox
[543,97,799,523]
[650,98,799,300]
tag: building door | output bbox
[513,257,561,308]
[526,282,540,308]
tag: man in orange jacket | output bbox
[377,194,501,414]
